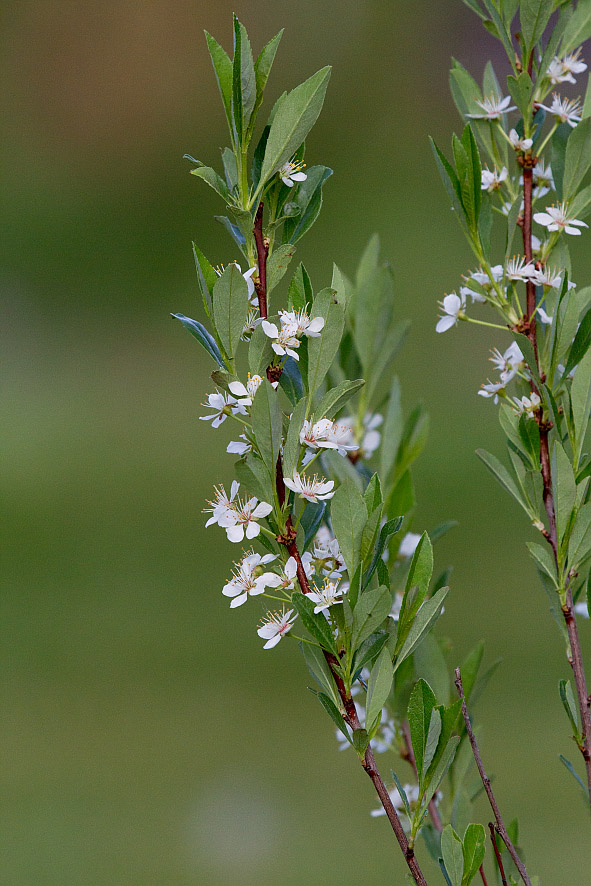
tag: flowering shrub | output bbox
[172,4,591,883]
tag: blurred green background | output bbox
[3,1,591,882]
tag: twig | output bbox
[401,721,488,885]
[521,160,591,804]
[455,669,531,886]
[488,822,508,886]
[253,202,268,319]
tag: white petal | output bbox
[226,524,245,542]
[252,501,273,518]
[229,593,248,608]
[245,521,261,539]
[228,380,248,397]
[262,320,279,338]
[436,316,456,333]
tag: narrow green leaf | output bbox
[190,165,231,202]
[462,823,486,884]
[363,517,403,589]
[561,0,591,54]
[423,708,442,776]
[563,305,591,376]
[260,67,331,184]
[307,288,345,396]
[282,165,333,244]
[568,501,591,567]
[251,380,282,474]
[291,592,337,652]
[526,542,559,586]
[330,479,368,576]
[234,454,273,503]
[441,825,464,886]
[559,678,580,735]
[315,691,351,742]
[232,16,256,142]
[366,647,394,730]
[352,585,393,649]
[380,376,403,482]
[408,679,437,781]
[521,0,554,55]
[395,587,449,672]
[476,449,532,515]
[559,754,589,797]
[564,117,591,200]
[212,263,249,358]
[204,30,233,130]
[301,641,339,703]
[171,314,225,367]
[551,441,577,546]
[570,347,591,466]
[288,263,313,311]
[267,244,296,294]
[316,379,365,420]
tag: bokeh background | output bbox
[3,1,591,883]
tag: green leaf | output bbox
[395,587,449,672]
[231,16,256,143]
[352,585,393,649]
[278,357,303,405]
[568,501,591,567]
[426,734,460,804]
[267,244,296,294]
[394,404,429,482]
[259,67,331,184]
[307,288,345,396]
[552,441,577,546]
[430,138,470,236]
[505,196,523,264]
[190,165,231,202]
[204,30,233,131]
[352,728,370,756]
[212,263,249,358]
[251,380,282,475]
[316,379,365,420]
[301,641,339,703]
[559,753,589,797]
[570,346,591,466]
[282,165,333,244]
[171,314,225,367]
[288,263,313,311]
[563,305,591,376]
[234,454,273,503]
[441,825,464,886]
[526,542,559,586]
[192,242,217,316]
[314,691,351,742]
[404,532,433,603]
[380,377,403,482]
[460,0,485,17]
[408,679,437,782]
[291,592,337,652]
[564,118,591,200]
[248,321,274,375]
[462,823,486,884]
[507,71,533,123]
[559,678,580,735]
[330,479,368,576]
[283,397,307,478]
[424,708,442,776]
[250,30,283,135]
[521,0,554,55]
[366,647,394,730]
[363,517,403,589]
[476,449,532,516]
[365,320,410,404]
[561,0,591,54]
[301,501,326,551]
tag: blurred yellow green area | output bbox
[2,1,591,882]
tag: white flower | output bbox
[489,341,524,383]
[531,266,563,288]
[537,306,553,324]
[257,607,297,649]
[534,202,588,236]
[532,160,555,199]
[223,551,278,608]
[199,391,245,428]
[278,160,307,188]
[547,49,587,85]
[509,129,533,152]
[436,291,466,333]
[241,308,260,341]
[227,434,252,457]
[575,600,589,618]
[224,494,274,543]
[284,471,335,502]
[300,418,358,457]
[261,318,301,360]
[279,308,325,338]
[398,532,422,559]
[478,379,506,403]
[370,783,420,828]
[335,412,383,459]
[308,577,347,614]
[481,166,508,192]
[462,265,504,303]
[265,554,314,592]
[389,592,404,621]
[228,374,264,407]
[505,256,537,282]
[467,94,516,120]
[501,198,524,216]
[512,392,541,418]
[538,94,582,128]
[313,529,347,578]
[204,481,240,528]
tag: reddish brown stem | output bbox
[521,159,591,803]
[488,822,508,886]
[455,670,531,886]
[252,207,429,884]
[253,202,268,319]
